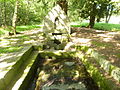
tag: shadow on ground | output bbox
[71,27,120,68]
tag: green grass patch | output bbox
[71,22,120,31]
[0,25,41,35]
[0,28,9,35]
[94,23,120,31]
[16,25,41,32]
[0,46,23,53]
[12,35,30,39]
[92,41,113,47]
[70,22,88,27]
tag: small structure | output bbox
[42,4,70,49]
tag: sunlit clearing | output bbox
[36,25,44,27]
[107,32,119,35]
[72,38,91,46]
[30,36,37,38]
[70,22,79,25]
[0,62,15,69]
[0,62,15,79]
[53,50,62,56]
[19,26,27,28]
[117,43,120,47]
[64,42,75,51]
[23,40,35,44]
[0,40,10,47]
[103,38,113,42]
[95,30,106,33]
[97,34,108,37]
[9,38,19,41]
[0,71,8,79]
[0,53,22,62]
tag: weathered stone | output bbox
[43,4,70,34]
[42,4,70,49]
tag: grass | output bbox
[0,46,23,54]
[92,41,113,47]
[0,25,41,35]
[0,25,41,54]
[16,25,41,32]
[94,23,120,31]
[71,22,120,31]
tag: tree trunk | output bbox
[56,0,68,15]
[4,0,7,26]
[105,6,110,23]
[89,15,96,28]
[12,0,18,35]
[105,5,113,23]
[88,3,97,28]
[105,16,109,23]
[0,3,3,26]
[96,17,101,23]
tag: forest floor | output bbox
[0,28,43,69]
[0,27,120,67]
[0,27,120,75]
[71,27,120,68]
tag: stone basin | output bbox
[28,51,99,90]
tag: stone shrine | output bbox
[42,4,70,49]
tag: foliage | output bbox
[16,25,41,32]
[68,0,86,21]
[0,0,57,26]
[69,0,120,27]
[0,0,119,34]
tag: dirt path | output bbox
[71,27,120,68]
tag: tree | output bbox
[3,0,7,26]
[12,0,18,35]
[88,1,97,28]
[78,0,119,28]
[68,0,86,21]
[0,0,15,26]
[105,3,114,23]
[0,0,58,27]
[105,0,120,23]
[56,0,68,15]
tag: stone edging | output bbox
[0,46,39,90]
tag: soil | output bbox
[71,27,120,68]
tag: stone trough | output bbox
[1,45,120,90]
[0,45,99,90]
